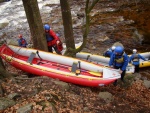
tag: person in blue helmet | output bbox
[44,24,63,54]
[103,46,116,57]
[109,46,129,86]
[17,34,28,47]
[129,49,146,73]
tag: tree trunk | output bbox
[76,0,100,52]
[60,0,76,56]
[0,57,13,79]
[60,0,99,57]
[22,0,48,51]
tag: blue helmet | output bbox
[115,46,124,54]
[44,24,50,30]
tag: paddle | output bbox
[36,50,42,61]
[51,63,102,77]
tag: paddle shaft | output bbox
[37,61,102,76]
[52,63,87,73]
[36,51,42,60]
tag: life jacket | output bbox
[46,31,63,51]
[132,54,139,62]
[46,32,54,42]
[19,38,27,47]
[21,38,26,45]
[115,52,125,63]
[46,32,56,46]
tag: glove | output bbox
[56,40,60,45]
[119,70,123,74]
[109,65,113,68]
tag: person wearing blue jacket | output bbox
[17,34,28,47]
[129,49,146,73]
[109,46,128,86]
[103,46,116,57]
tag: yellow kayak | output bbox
[76,52,150,73]
[140,60,150,68]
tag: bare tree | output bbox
[60,0,100,57]
[60,0,75,56]
[77,0,100,51]
[0,57,12,79]
[22,0,48,51]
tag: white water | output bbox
[0,0,59,40]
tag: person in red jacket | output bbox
[44,24,62,54]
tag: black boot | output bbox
[113,80,117,86]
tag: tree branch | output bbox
[89,0,100,12]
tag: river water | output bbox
[0,0,59,42]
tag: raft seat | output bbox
[27,52,36,64]
[71,62,80,75]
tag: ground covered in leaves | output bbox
[1,65,150,113]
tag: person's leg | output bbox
[136,65,139,73]
[121,70,126,82]
[113,66,120,86]
[53,45,61,55]
[113,80,118,86]
[113,70,126,85]
[48,46,53,52]
[134,65,139,73]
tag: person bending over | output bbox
[44,24,63,54]
[109,46,128,86]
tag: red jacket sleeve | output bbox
[47,30,59,46]
[49,30,59,41]
[47,30,63,51]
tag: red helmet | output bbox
[18,34,22,38]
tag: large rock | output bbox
[53,80,70,91]
[112,42,124,49]
[131,30,143,44]
[98,92,113,103]
[0,19,9,29]
[16,103,33,113]
[0,97,16,110]
[143,80,150,89]
[7,93,21,100]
